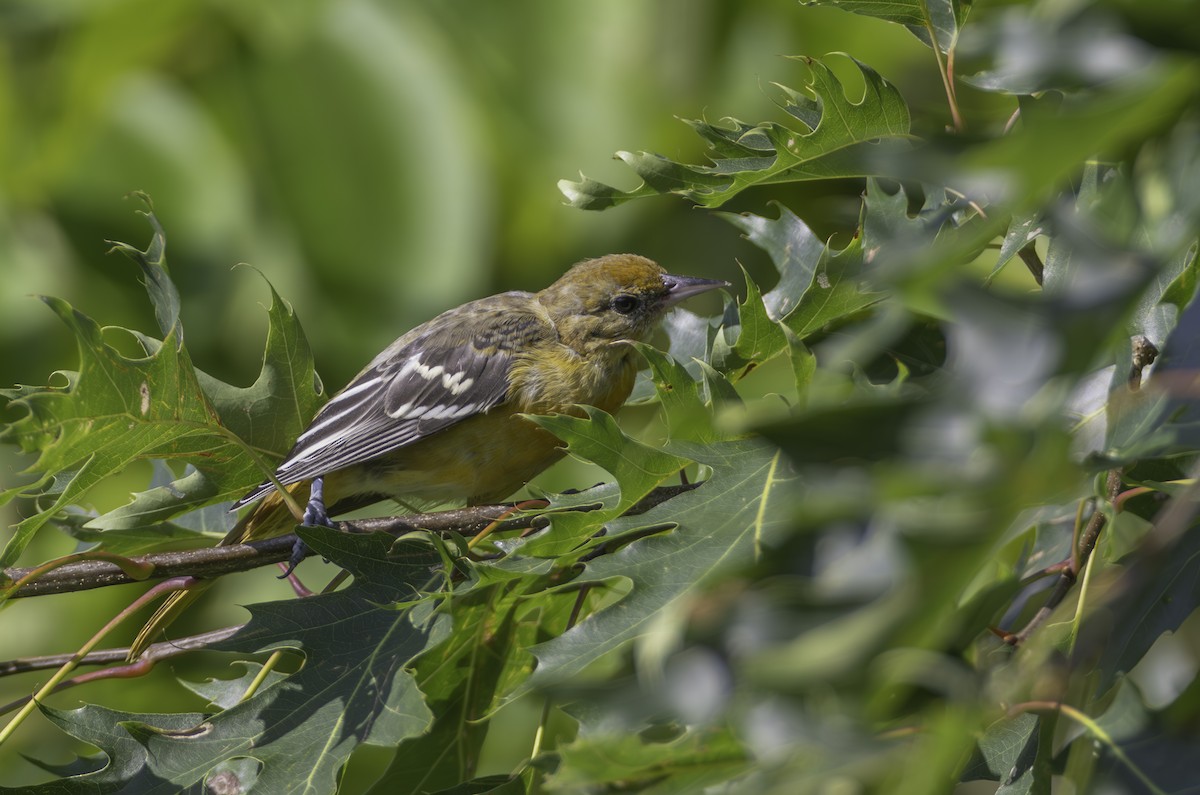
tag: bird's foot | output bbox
[279,477,332,579]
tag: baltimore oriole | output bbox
[128,254,726,659]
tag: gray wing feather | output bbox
[234,294,545,508]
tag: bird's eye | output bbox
[611,294,641,315]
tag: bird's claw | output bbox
[279,537,308,579]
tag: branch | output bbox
[1005,469,1120,646]
[2,484,697,600]
[0,626,243,717]
[1003,337,1159,646]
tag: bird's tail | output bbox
[126,483,308,661]
[222,485,306,545]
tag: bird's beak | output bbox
[661,274,730,307]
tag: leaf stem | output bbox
[925,20,964,132]
[1011,701,1167,795]
[241,650,285,703]
[0,626,240,678]
[1068,534,1100,654]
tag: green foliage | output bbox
[560,55,912,210]
[3,0,1200,793]
[0,200,322,571]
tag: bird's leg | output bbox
[278,476,331,579]
[302,476,331,527]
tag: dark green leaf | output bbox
[373,573,537,795]
[726,267,789,372]
[1088,525,1200,693]
[755,394,929,463]
[723,203,885,343]
[719,203,825,322]
[180,661,291,711]
[106,193,179,340]
[29,530,446,791]
[963,12,1157,95]
[522,438,795,690]
[423,776,526,795]
[986,212,1044,285]
[0,705,208,794]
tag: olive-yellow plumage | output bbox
[127,254,726,659]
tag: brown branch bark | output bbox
[2,484,697,600]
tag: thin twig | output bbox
[0,626,241,677]
[467,500,549,551]
[4,535,298,600]
[0,484,701,696]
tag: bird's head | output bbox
[538,254,728,354]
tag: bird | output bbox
[127,253,727,660]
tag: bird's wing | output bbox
[234,294,547,508]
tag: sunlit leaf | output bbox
[560,55,911,210]
[545,726,750,794]
[0,206,321,568]
[515,407,690,558]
